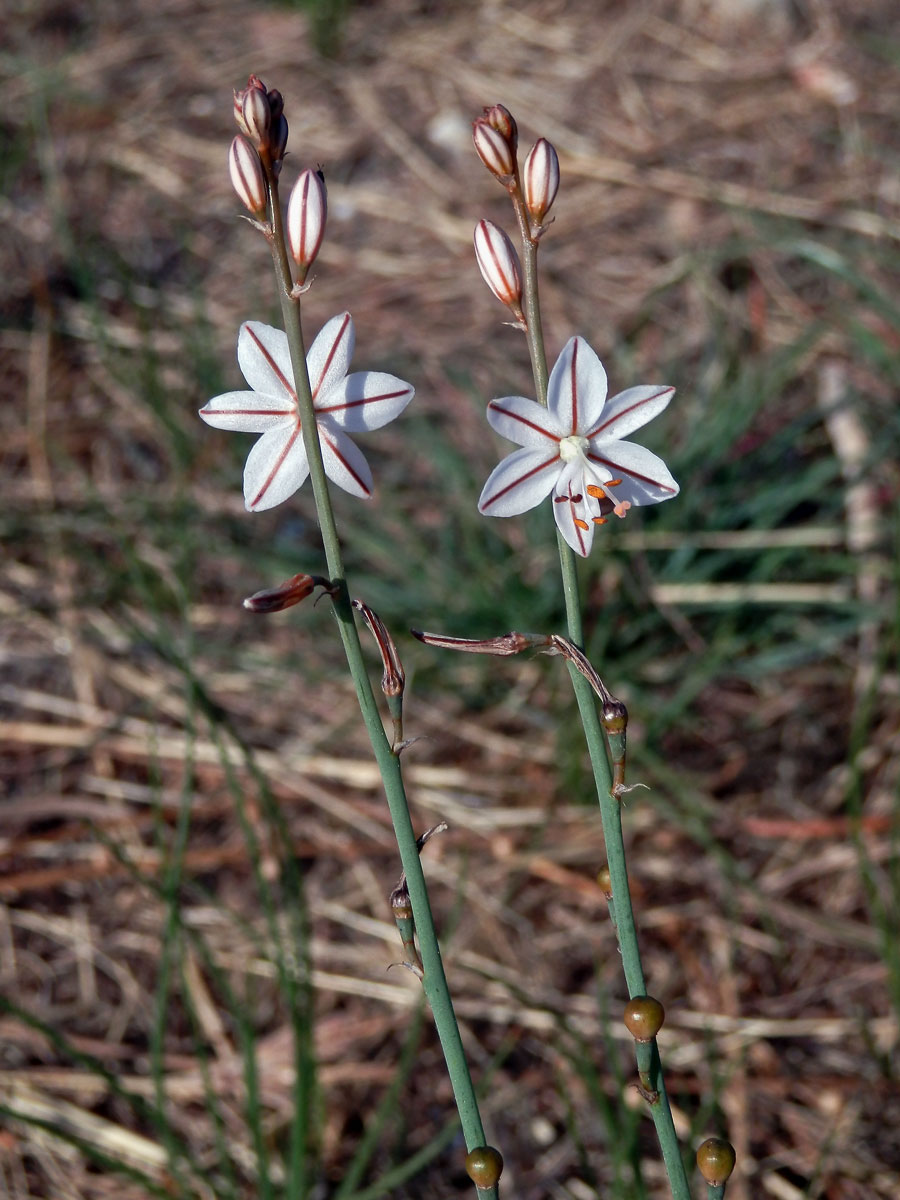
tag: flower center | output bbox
[558,434,588,462]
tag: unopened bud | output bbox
[482,104,517,152]
[269,114,289,172]
[266,88,284,119]
[522,138,560,223]
[287,168,327,278]
[229,136,267,216]
[234,75,268,140]
[473,219,522,310]
[472,118,516,179]
[241,86,271,152]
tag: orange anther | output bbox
[592,516,608,525]
[586,484,605,499]
[573,517,589,531]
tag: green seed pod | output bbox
[623,995,665,1042]
[597,866,612,896]
[465,1145,504,1189]
[696,1137,736,1185]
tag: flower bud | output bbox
[228,136,267,217]
[234,75,268,139]
[287,168,327,277]
[482,104,517,152]
[473,219,522,310]
[472,118,516,179]
[241,85,271,151]
[269,114,289,172]
[522,138,560,223]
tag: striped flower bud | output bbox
[234,75,268,140]
[472,118,515,179]
[287,168,327,278]
[522,138,560,223]
[228,136,267,216]
[473,219,522,310]
[241,85,271,152]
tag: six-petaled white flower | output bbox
[199,314,414,511]
[478,336,679,556]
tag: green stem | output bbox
[516,219,690,1200]
[265,172,492,1186]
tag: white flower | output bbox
[199,314,414,511]
[478,336,679,556]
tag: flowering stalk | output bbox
[471,107,692,1198]
[210,79,497,1198]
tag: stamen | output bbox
[592,516,608,525]
[573,517,589,531]
[586,484,605,499]
[554,495,569,503]
[570,493,583,503]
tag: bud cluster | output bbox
[233,75,288,171]
[471,103,561,319]
[227,76,328,285]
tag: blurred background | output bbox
[2,0,899,1197]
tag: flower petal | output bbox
[546,336,608,434]
[586,385,675,443]
[485,395,564,447]
[199,390,295,433]
[317,420,373,498]
[243,423,309,512]
[478,447,561,516]
[317,370,414,431]
[238,322,296,401]
[587,440,680,506]
[307,312,355,402]
[551,464,596,557]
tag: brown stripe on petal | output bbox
[568,338,579,434]
[201,406,293,418]
[586,387,674,440]
[480,455,559,510]
[246,326,298,404]
[319,423,371,496]
[587,451,677,493]
[317,387,409,415]
[250,424,302,508]
[488,400,560,442]
[311,313,352,402]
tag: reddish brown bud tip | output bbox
[522,137,560,223]
[228,136,267,217]
[482,104,517,151]
[464,1146,504,1190]
[473,219,522,310]
[243,573,316,613]
[234,75,269,140]
[696,1138,737,1186]
[623,995,665,1042]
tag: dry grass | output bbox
[2,1,900,1198]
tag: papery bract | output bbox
[478,336,679,556]
[199,314,414,512]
